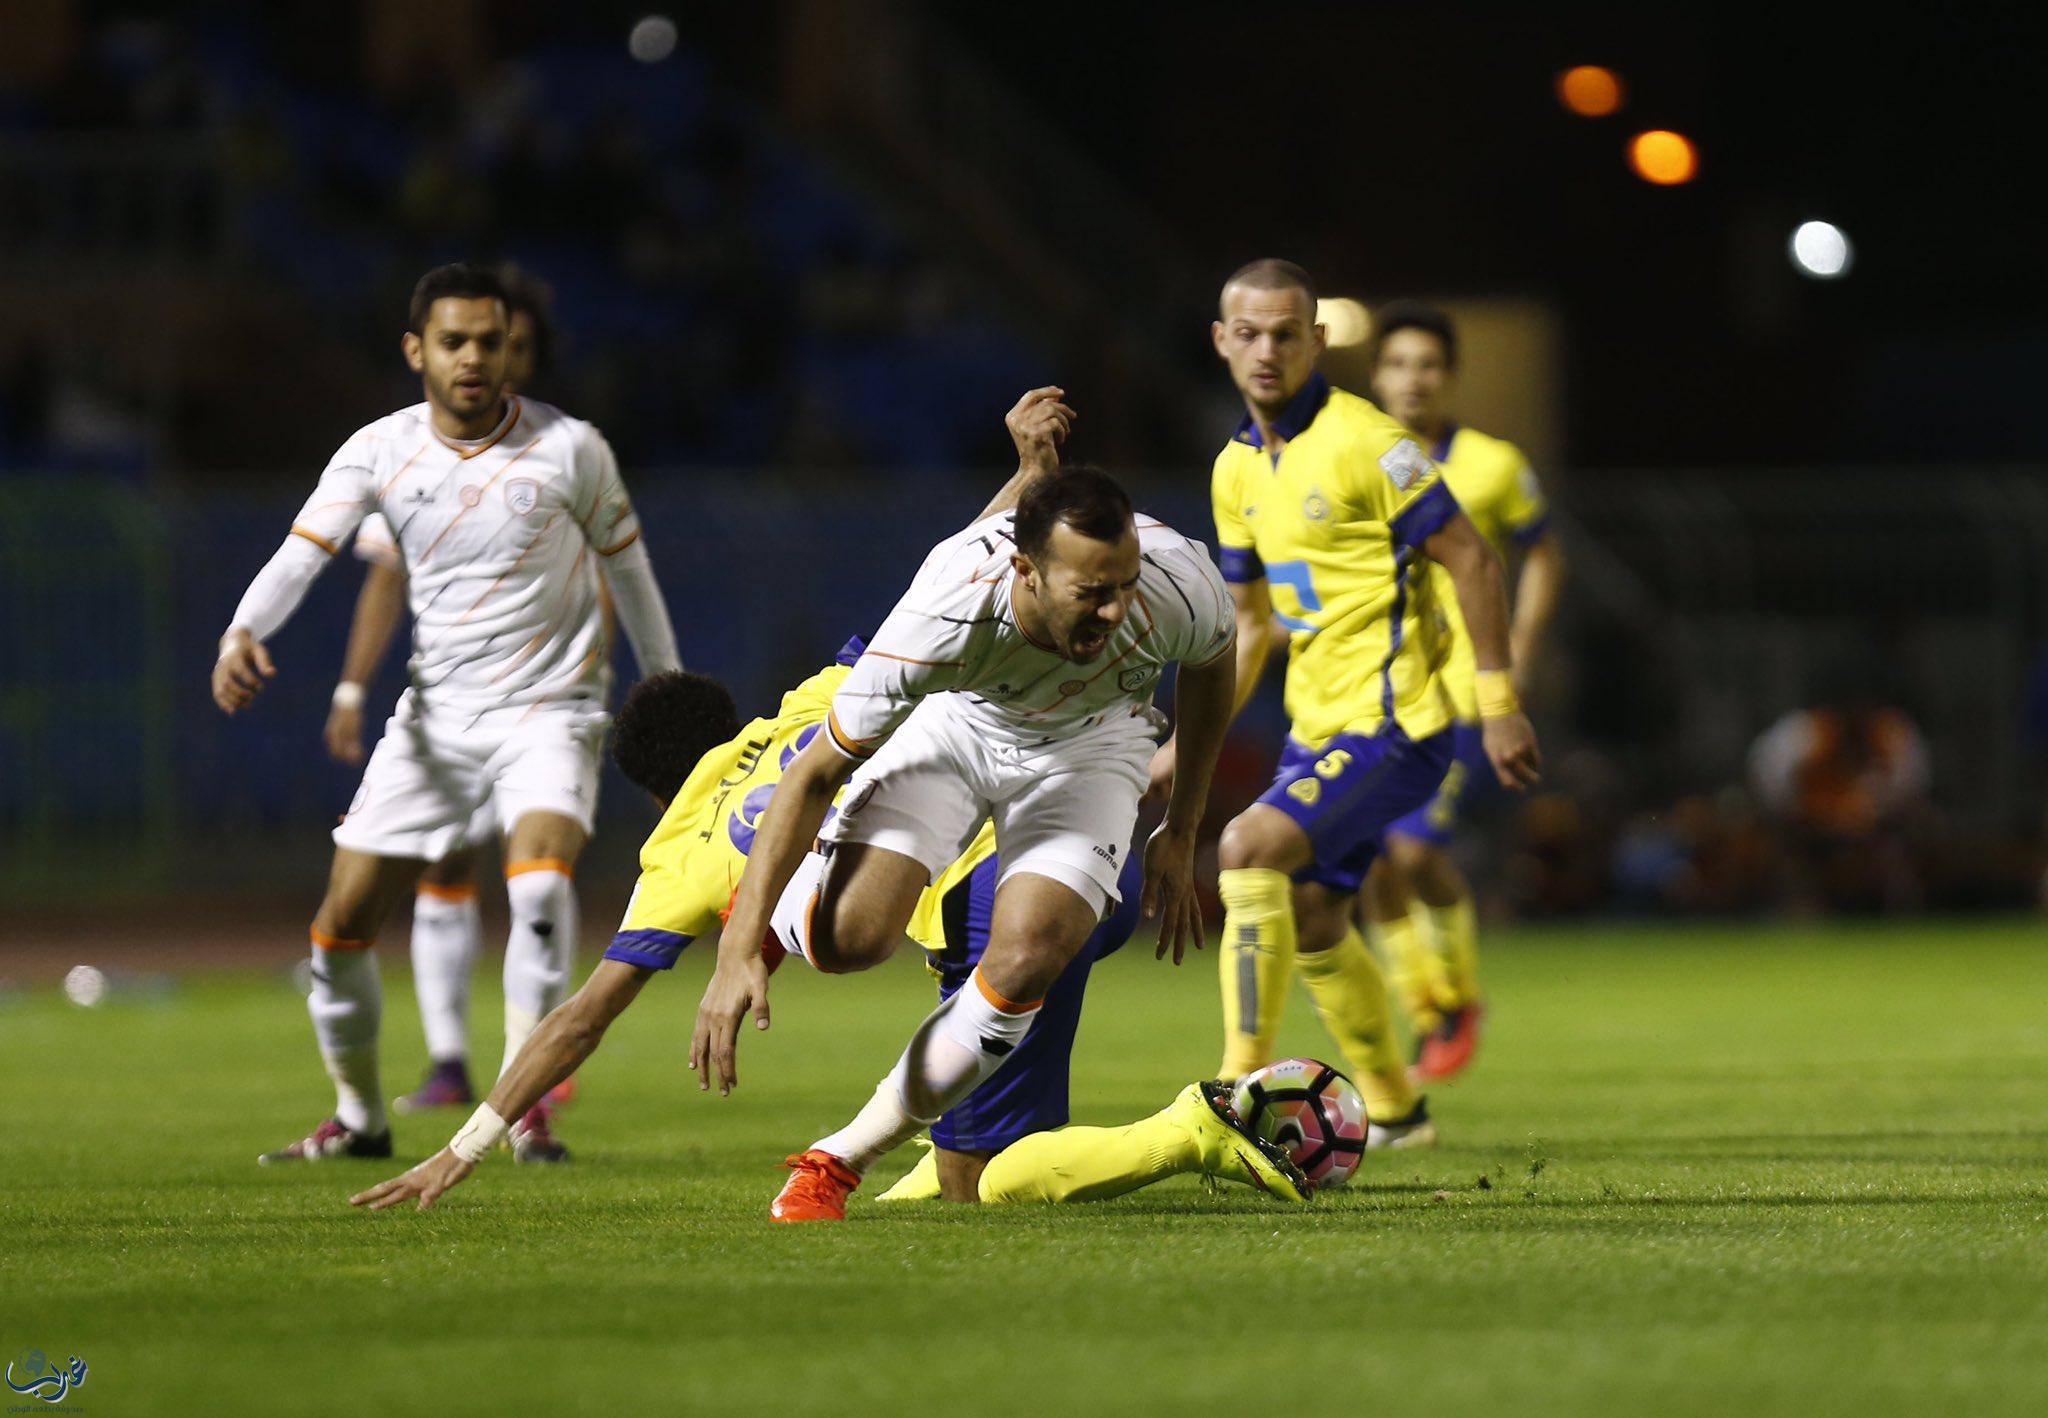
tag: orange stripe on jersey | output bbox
[826,710,872,758]
[973,968,1043,1014]
[597,527,641,556]
[416,436,541,565]
[505,857,574,879]
[866,650,965,668]
[291,525,341,555]
[416,881,479,904]
[310,927,372,950]
[433,399,523,459]
[457,512,558,624]
[376,440,433,503]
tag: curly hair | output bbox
[611,671,744,803]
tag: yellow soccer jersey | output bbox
[1212,373,1461,747]
[1424,425,1550,722]
[606,640,973,969]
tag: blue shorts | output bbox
[929,851,1144,1153]
[1256,727,1456,895]
[1384,721,1493,848]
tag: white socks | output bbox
[410,887,481,1063]
[812,968,1039,1173]
[307,941,385,1134]
[768,849,829,968]
[501,864,576,1075]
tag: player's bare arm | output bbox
[212,629,277,713]
[351,960,653,1211]
[1144,643,1235,962]
[1147,576,1273,802]
[325,561,408,765]
[1421,513,1541,789]
[1508,534,1568,697]
[690,730,857,1095]
[974,386,1077,521]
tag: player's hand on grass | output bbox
[691,951,771,1095]
[350,1149,475,1213]
[1483,711,1542,791]
[324,702,366,765]
[212,630,276,714]
[1141,823,1204,964]
[1005,386,1076,471]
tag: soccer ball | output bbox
[1230,1058,1367,1190]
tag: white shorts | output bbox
[333,689,608,861]
[823,695,1156,915]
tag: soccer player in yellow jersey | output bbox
[1362,302,1567,1082]
[1151,260,1541,1146]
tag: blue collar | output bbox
[1233,372,1331,450]
[834,634,869,667]
[1431,422,1459,463]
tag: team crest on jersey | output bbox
[460,484,484,508]
[1379,438,1433,491]
[1118,667,1153,693]
[505,478,540,517]
[1301,488,1331,522]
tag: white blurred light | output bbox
[1317,297,1372,348]
[628,16,678,64]
[64,964,108,1008]
[1790,221,1852,279]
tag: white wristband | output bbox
[331,681,366,711]
[449,1104,509,1163]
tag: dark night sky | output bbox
[944,3,2048,467]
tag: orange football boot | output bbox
[1412,1003,1485,1083]
[770,1149,860,1222]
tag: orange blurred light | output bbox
[1557,66,1624,117]
[1629,129,1698,185]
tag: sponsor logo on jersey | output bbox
[1118,667,1153,693]
[505,477,540,516]
[1379,438,1433,491]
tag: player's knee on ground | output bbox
[936,1147,991,1203]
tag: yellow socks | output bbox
[1422,897,1480,1012]
[1295,928,1418,1120]
[1217,868,1298,1080]
[1368,912,1444,1033]
[977,1114,1194,1203]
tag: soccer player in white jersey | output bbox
[211,262,682,1165]
[323,269,593,1125]
[692,466,1240,1221]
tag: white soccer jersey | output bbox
[826,510,1235,756]
[352,512,401,569]
[287,397,639,710]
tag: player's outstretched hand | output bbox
[690,953,771,1096]
[1141,822,1204,964]
[350,1148,475,1213]
[1004,386,1076,471]
[1483,711,1542,791]
[212,630,276,714]
[324,701,366,765]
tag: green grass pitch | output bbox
[4,919,2045,1416]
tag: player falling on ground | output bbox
[694,461,1242,1223]
[212,262,681,1166]
[351,392,1307,1212]
[1359,301,1566,1082]
[1149,260,1540,1144]
[322,268,600,1122]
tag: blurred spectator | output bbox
[1749,702,1932,913]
